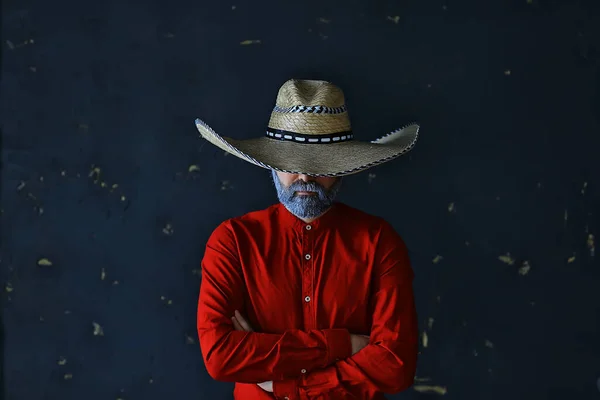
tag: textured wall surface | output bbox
[1,0,599,399]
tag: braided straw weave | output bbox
[268,80,351,134]
[194,79,420,177]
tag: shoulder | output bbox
[335,202,400,235]
[334,202,409,257]
[206,204,279,243]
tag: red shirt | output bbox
[197,202,418,400]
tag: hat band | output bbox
[265,128,353,144]
[273,104,347,114]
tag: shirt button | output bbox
[284,397,289,400]
[305,254,311,260]
[304,296,311,302]
[301,368,307,374]
[305,225,312,230]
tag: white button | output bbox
[305,225,312,230]
[305,254,311,260]
[301,368,307,374]
[284,397,289,400]
[304,296,311,302]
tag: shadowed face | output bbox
[271,170,342,221]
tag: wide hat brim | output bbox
[194,119,420,177]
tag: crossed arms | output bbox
[196,220,419,399]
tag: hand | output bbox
[350,334,370,355]
[231,310,272,391]
[231,310,253,332]
[257,380,273,392]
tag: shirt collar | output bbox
[277,202,340,232]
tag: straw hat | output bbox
[194,79,420,177]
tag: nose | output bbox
[297,174,312,182]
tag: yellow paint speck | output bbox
[5,282,13,293]
[221,180,233,190]
[88,167,101,180]
[64,373,73,380]
[567,254,576,263]
[421,331,428,348]
[58,357,67,365]
[120,195,126,202]
[92,322,104,336]
[519,261,531,275]
[427,317,434,329]
[448,202,455,212]
[414,376,432,382]
[188,164,200,173]
[240,40,261,45]
[498,253,515,265]
[587,234,595,257]
[162,224,174,236]
[432,255,443,264]
[101,268,106,280]
[414,385,447,395]
[37,258,53,266]
[387,16,400,24]
[504,69,511,75]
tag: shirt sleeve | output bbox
[272,220,419,400]
[197,220,353,384]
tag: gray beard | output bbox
[271,170,342,220]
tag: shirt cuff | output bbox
[273,379,299,400]
[324,328,352,366]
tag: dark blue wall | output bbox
[2,0,599,399]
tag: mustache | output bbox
[288,181,328,195]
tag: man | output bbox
[195,79,421,399]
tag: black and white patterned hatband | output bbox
[265,128,354,144]
[273,104,348,114]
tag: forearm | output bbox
[273,340,418,399]
[198,323,352,383]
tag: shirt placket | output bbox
[301,223,314,330]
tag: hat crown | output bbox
[276,79,346,108]
[267,79,353,140]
